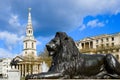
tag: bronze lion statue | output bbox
[26,32,120,79]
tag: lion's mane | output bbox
[48,32,80,76]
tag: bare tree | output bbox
[38,48,49,58]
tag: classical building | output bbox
[0,58,12,78]
[11,8,51,77]
[76,33,120,61]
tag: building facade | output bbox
[76,33,120,61]
[11,56,51,77]
[0,58,12,78]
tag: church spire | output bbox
[26,8,33,37]
[27,8,32,28]
[23,8,37,57]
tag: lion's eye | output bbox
[64,37,68,40]
[52,40,56,43]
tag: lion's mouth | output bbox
[47,48,56,56]
[46,45,56,56]
[49,51,55,56]
[46,46,55,51]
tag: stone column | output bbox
[24,64,25,77]
[36,64,38,74]
[108,51,111,53]
[29,64,31,74]
[102,51,105,54]
[32,65,34,74]
[34,64,36,74]
[22,64,24,77]
[113,50,116,53]
[84,42,86,49]
[38,64,39,73]
[21,64,22,77]
[26,64,28,75]
[39,64,41,73]
[84,42,85,49]
[18,64,19,70]
[19,64,22,77]
[89,42,90,49]
[25,64,27,76]
[16,65,18,70]
[31,64,33,74]
[97,52,100,54]
[38,64,40,73]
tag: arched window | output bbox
[26,43,27,48]
[32,42,34,48]
[29,30,31,33]
[32,52,34,54]
[25,52,27,54]
[112,37,114,41]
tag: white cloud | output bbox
[36,40,42,46]
[79,24,86,31]
[9,15,20,27]
[87,19,105,28]
[0,31,24,50]
[79,19,105,30]
[8,14,26,35]
[72,0,120,15]
[0,0,120,57]
[2,0,119,37]
[0,48,17,58]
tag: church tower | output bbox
[23,8,37,57]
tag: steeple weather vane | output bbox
[28,8,31,12]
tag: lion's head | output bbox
[46,34,60,56]
[46,32,80,62]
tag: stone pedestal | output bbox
[8,68,20,80]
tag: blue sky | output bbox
[0,0,120,58]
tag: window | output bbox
[29,30,31,33]
[32,42,34,48]
[81,43,84,49]
[112,37,114,41]
[106,43,109,47]
[101,44,104,48]
[106,38,109,42]
[96,40,98,43]
[25,52,27,54]
[101,39,103,43]
[26,43,27,48]
[112,43,114,46]
[32,52,34,55]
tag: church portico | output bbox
[15,61,42,77]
